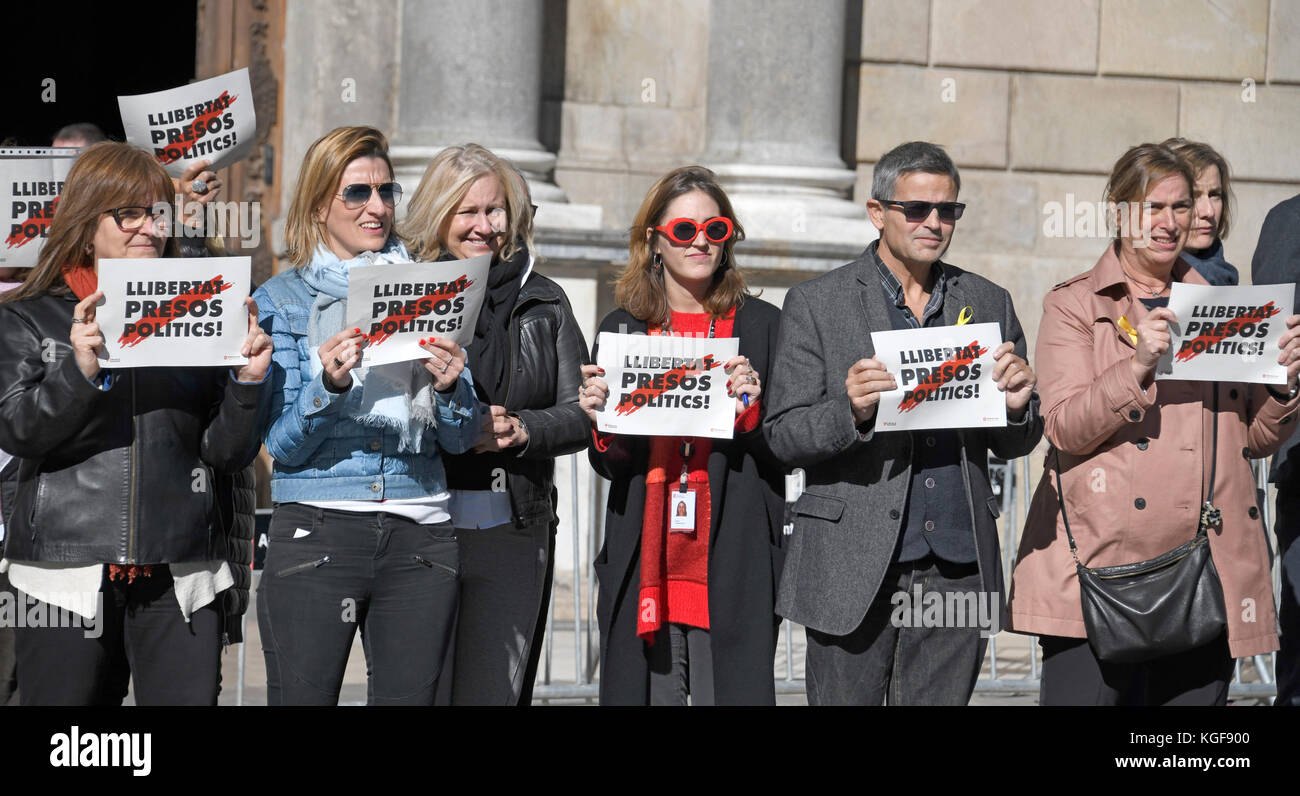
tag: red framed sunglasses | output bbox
[654,216,734,245]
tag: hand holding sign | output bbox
[990,342,1036,419]
[178,159,222,209]
[419,337,467,393]
[724,356,761,415]
[71,290,105,380]
[845,358,897,426]
[1277,314,1300,391]
[235,297,272,383]
[318,327,366,391]
[1133,306,1176,383]
[579,363,609,426]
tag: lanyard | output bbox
[663,313,716,493]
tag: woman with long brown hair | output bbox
[579,165,786,705]
[0,142,271,705]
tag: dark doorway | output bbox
[3,3,197,146]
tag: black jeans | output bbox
[258,503,459,706]
[1038,634,1235,706]
[0,569,20,706]
[447,518,554,705]
[15,566,221,706]
[805,556,988,706]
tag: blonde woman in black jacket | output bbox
[402,144,589,705]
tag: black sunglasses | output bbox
[337,182,402,209]
[881,200,966,223]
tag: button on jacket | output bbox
[253,268,480,502]
[0,290,270,564]
[1008,245,1299,658]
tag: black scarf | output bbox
[442,243,528,492]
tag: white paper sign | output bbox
[118,68,255,177]
[344,255,491,366]
[1157,282,1293,385]
[594,332,739,439]
[0,148,78,269]
[871,322,1006,432]
[95,257,251,368]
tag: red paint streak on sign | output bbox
[117,275,233,348]
[615,355,721,417]
[897,340,987,413]
[365,276,473,347]
[157,91,238,164]
[5,196,59,248]
[1174,302,1281,362]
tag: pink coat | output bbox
[1008,244,1298,658]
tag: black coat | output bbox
[442,272,590,526]
[590,298,787,705]
[0,289,269,564]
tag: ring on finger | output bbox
[333,357,344,368]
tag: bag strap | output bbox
[1052,383,1221,566]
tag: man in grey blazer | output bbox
[764,142,1043,705]
[1251,192,1300,706]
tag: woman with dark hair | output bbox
[579,165,785,705]
[253,126,480,705]
[1163,137,1238,286]
[1008,142,1300,705]
[401,144,589,706]
[0,141,271,705]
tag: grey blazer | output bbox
[763,249,1043,636]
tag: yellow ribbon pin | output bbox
[956,306,974,326]
[1117,315,1139,345]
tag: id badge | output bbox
[670,489,696,533]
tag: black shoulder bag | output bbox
[1053,389,1227,664]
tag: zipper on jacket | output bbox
[127,371,138,562]
[275,554,330,577]
[413,554,457,577]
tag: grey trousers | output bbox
[448,519,555,705]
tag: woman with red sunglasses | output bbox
[579,165,787,705]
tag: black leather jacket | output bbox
[443,272,590,526]
[0,289,270,564]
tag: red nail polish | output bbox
[419,338,427,345]
[353,328,361,334]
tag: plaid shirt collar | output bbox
[869,239,946,327]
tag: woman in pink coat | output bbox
[1009,142,1300,705]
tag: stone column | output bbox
[388,0,597,227]
[704,0,873,242]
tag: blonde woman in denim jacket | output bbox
[253,127,481,705]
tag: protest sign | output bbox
[118,68,255,177]
[95,257,251,368]
[1157,282,1293,385]
[343,255,490,366]
[871,322,1006,432]
[1,148,78,269]
[594,332,739,439]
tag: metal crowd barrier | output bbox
[237,450,1283,705]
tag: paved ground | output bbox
[202,582,1272,706]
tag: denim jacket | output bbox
[253,267,480,503]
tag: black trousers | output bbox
[446,518,554,705]
[15,566,221,706]
[1275,484,1300,706]
[1038,634,1235,706]
[0,569,18,706]
[258,503,459,706]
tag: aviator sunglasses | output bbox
[654,216,734,245]
[336,182,403,209]
[881,200,966,223]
